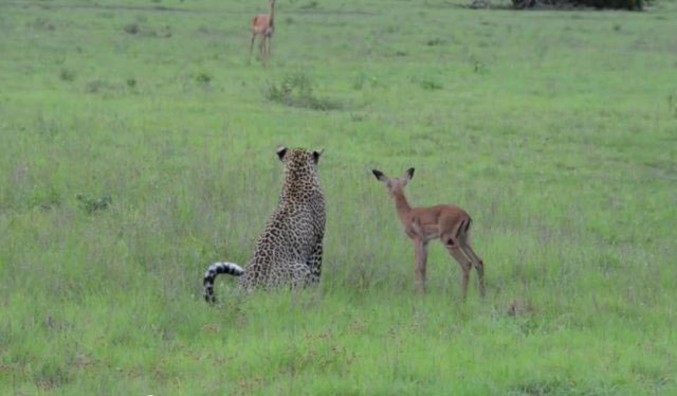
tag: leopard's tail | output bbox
[203,262,244,304]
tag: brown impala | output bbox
[249,0,276,66]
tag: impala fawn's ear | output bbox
[405,168,415,180]
[312,148,324,164]
[276,146,288,161]
[372,169,389,183]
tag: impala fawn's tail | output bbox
[445,217,472,248]
[203,262,244,304]
[461,217,472,244]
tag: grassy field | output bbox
[1,0,677,393]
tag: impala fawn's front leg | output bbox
[249,34,257,63]
[413,239,428,294]
[258,38,266,64]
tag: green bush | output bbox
[265,73,344,111]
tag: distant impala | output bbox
[249,0,276,66]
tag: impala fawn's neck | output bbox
[268,2,275,27]
[392,188,412,226]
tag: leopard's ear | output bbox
[312,148,324,164]
[276,146,288,161]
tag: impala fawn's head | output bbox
[372,168,415,197]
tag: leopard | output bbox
[203,146,326,303]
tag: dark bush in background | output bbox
[512,0,643,10]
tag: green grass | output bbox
[1,0,676,393]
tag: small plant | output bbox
[353,74,366,90]
[384,25,399,34]
[30,186,62,210]
[474,60,486,73]
[76,194,112,214]
[85,80,106,94]
[300,0,319,9]
[350,113,366,122]
[126,78,137,89]
[669,92,677,118]
[353,73,382,91]
[59,68,76,82]
[32,17,55,31]
[411,75,442,91]
[426,38,444,46]
[36,115,61,140]
[150,25,173,39]
[419,80,443,91]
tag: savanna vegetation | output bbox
[1,0,676,394]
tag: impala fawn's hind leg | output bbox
[458,222,486,297]
[446,242,472,300]
[443,231,471,299]
[460,242,485,297]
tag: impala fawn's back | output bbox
[249,0,276,65]
[372,168,485,299]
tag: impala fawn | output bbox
[372,168,485,299]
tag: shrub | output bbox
[59,69,76,82]
[419,80,443,91]
[265,73,344,111]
